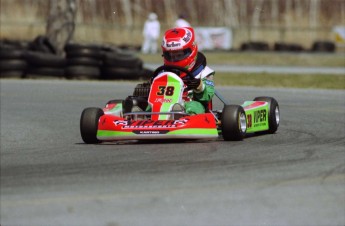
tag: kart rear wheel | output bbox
[253,96,280,134]
[80,107,104,144]
[221,105,247,141]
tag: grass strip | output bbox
[215,72,345,89]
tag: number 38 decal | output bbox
[157,86,175,96]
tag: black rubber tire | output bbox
[240,41,269,51]
[29,35,56,54]
[65,65,100,79]
[253,96,280,134]
[274,42,303,52]
[0,70,25,78]
[221,105,246,141]
[66,48,103,59]
[137,68,154,80]
[0,59,27,71]
[64,43,101,52]
[273,42,290,51]
[103,52,143,69]
[24,51,66,67]
[101,67,140,80]
[288,43,304,52]
[311,41,336,52]
[0,39,30,50]
[25,67,65,78]
[0,48,26,60]
[67,57,102,67]
[80,107,104,144]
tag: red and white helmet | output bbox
[161,27,198,71]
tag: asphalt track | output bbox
[1,79,344,226]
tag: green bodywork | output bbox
[97,128,218,138]
[105,103,123,116]
[241,101,269,133]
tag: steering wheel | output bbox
[152,65,195,81]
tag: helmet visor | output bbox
[163,49,192,62]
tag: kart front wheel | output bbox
[221,105,247,141]
[80,107,104,144]
[253,96,280,134]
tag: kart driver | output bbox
[159,27,215,115]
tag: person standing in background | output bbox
[175,14,191,28]
[141,12,160,54]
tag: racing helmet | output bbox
[161,27,198,72]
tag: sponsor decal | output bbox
[254,109,266,123]
[247,109,267,129]
[113,119,189,129]
[133,130,169,135]
[114,120,128,126]
[182,30,192,43]
[174,119,189,125]
[154,98,172,103]
[166,42,181,48]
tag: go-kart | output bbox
[80,65,280,143]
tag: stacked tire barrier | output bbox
[311,41,336,52]
[240,41,270,51]
[65,43,102,79]
[0,40,29,78]
[0,35,153,80]
[239,40,336,52]
[102,49,143,80]
[24,35,66,79]
[273,42,304,52]
[25,52,66,79]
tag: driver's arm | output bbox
[193,74,215,102]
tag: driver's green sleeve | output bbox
[193,77,215,102]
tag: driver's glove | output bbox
[185,78,202,90]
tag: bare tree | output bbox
[271,0,279,25]
[310,0,320,28]
[186,0,197,26]
[224,0,239,27]
[239,0,247,25]
[121,0,133,28]
[284,0,292,27]
[163,0,176,27]
[46,0,77,56]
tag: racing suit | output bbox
[145,52,215,114]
